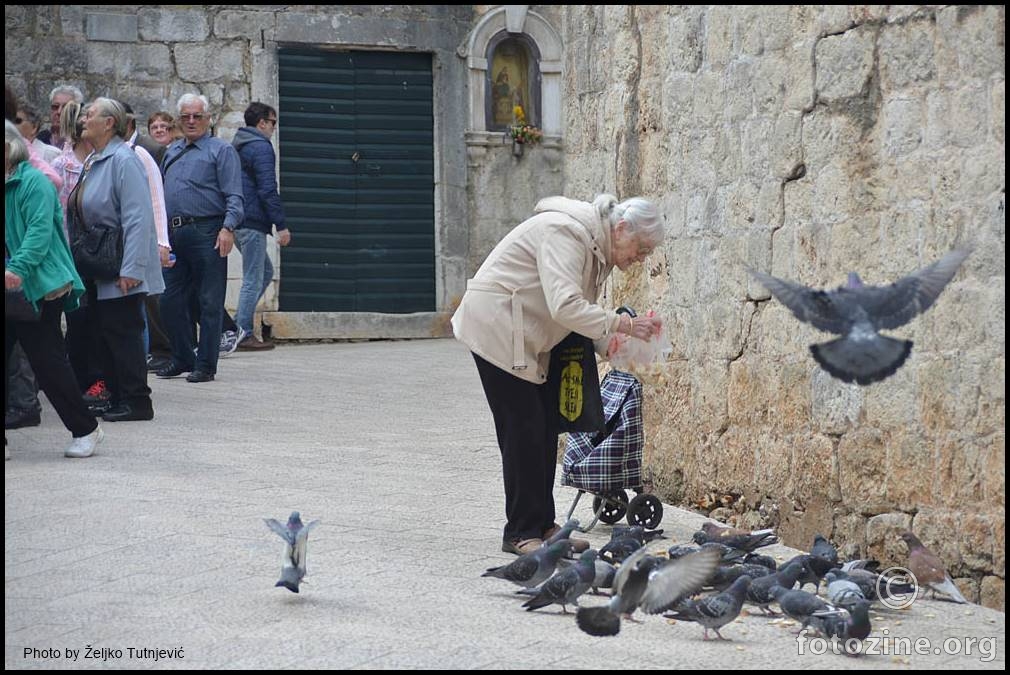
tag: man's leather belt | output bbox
[170,215,225,229]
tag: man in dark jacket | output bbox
[231,102,290,350]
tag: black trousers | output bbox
[65,283,104,392]
[5,298,97,438]
[95,293,151,410]
[473,353,559,543]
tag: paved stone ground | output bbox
[5,340,1005,669]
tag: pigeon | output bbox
[811,534,839,565]
[829,568,915,605]
[576,548,720,636]
[665,575,752,640]
[768,585,833,633]
[692,529,777,553]
[701,522,775,539]
[668,542,746,564]
[824,571,867,608]
[900,532,969,603]
[521,550,598,613]
[482,540,573,589]
[746,561,805,615]
[742,552,778,571]
[840,559,880,573]
[814,599,873,654]
[612,525,665,543]
[709,563,774,591]
[749,248,971,385]
[783,554,834,591]
[600,536,645,564]
[543,518,580,546]
[264,511,320,593]
[591,557,617,595]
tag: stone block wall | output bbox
[560,5,1005,609]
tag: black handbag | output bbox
[547,332,606,433]
[67,175,123,281]
[71,222,123,280]
[5,286,41,322]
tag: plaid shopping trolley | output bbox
[561,369,663,531]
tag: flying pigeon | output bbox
[900,531,969,603]
[264,511,320,593]
[749,248,971,385]
[576,548,720,636]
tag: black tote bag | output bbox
[547,332,606,433]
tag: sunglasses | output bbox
[14,116,23,124]
[179,113,206,122]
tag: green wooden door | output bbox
[278,49,435,312]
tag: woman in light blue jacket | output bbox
[70,97,164,422]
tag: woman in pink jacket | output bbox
[452,194,665,555]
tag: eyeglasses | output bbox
[179,113,206,122]
[265,118,278,126]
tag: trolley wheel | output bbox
[593,490,629,525]
[627,494,663,529]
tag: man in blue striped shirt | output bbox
[156,94,244,383]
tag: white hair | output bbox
[593,194,665,247]
[90,97,130,138]
[5,120,31,168]
[49,85,84,104]
[176,93,210,115]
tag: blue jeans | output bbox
[234,228,273,336]
[160,221,228,374]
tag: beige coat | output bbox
[452,196,622,384]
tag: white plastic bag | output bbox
[607,310,673,373]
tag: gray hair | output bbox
[90,97,130,138]
[593,194,665,248]
[5,120,31,168]
[176,93,210,116]
[49,85,84,104]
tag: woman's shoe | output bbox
[501,538,544,556]
[65,426,104,458]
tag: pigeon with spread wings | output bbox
[749,248,971,385]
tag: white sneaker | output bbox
[220,328,246,357]
[65,425,104,458]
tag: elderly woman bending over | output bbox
[452,194,665,555]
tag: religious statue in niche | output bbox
[490,40,531,128]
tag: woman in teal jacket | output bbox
[5,120,103,459]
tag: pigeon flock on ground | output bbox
[480,519,971,656]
